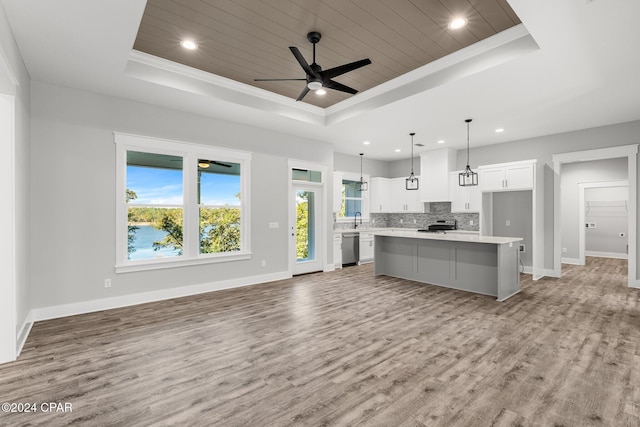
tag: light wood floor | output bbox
[1,257,638,426]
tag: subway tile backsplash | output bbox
[335,202,479,231]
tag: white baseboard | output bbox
[545,269,561,278]
[31,270,292,322]
[16,313,33,357]
[585,251,628,260]
[562,257,583,265]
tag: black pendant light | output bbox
[406,132,419,190]
[358,153,368,191]
[459,119,478,186]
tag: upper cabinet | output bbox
[370,177,423,213]
[420,148,456,202]
[449,171,481,212]
[370,177,391,213]
[479,161,534,192]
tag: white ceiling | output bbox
[2,0,640,161]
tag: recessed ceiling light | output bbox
[180,40,198,50]
[363,141,370,145]
[315,89,327,96]
[395,149,401,153]
[448,18,467,30]
[495,128,505,133]
[437,140,445,144]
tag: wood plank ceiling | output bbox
[133,0,521,108]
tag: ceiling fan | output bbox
[255,31,372,102]
[197,160,232,169]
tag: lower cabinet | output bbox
[359,232,374,263]
[333,233,342,268]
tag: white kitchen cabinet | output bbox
[333,172,343,213]
[390,177,423,212]
[333,232,342,268]
[420,148,456,202]
[479,161,534,192]
[370,177,391,213]
[359,232,374,263]
[449,171,481,212]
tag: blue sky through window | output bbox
[200,172,240,206]
[127,165,240,206]
[127,166,183,205]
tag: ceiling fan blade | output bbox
[289,46,318,78]
[212,161,233,168]
[296,86,310,101]
[324,79,358,95]
[254,78,306,81]
[321,58,371,80]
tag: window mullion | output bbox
[184,155,199,257]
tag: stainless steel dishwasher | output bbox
[341,232,359,266]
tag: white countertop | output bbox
[372,229,522,245]
[333,227,480,235]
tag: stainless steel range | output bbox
[417,219,457,233]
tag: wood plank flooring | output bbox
[1,257,639,426]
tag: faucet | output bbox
[354,211,362,229]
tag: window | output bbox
[340,179,363,218]
[115,133,251,272]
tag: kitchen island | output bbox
[373,230,522,301]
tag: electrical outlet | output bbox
[413,219,416,224]
[519,244,525,253]
[562,247,567,253]
[470,220,474,226]
[400,219,403,223]
[104,279,111,288]
[261,260,266,267]
[506,220,511,226]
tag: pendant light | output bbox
[358,153,368,191]
[459,119,478,186]
[406,132,419,190]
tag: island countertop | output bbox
[372,229,522,245]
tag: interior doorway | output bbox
[553,145,638,287]
[579,180,628,265]
[0,93,16,364]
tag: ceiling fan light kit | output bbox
[459,119,478,186]
[406,132,419,190]
[254,31,371,102]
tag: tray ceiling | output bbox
[133,0,521,108]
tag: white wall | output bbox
[30,81,334,314]
[585,187,628,256]
[0,2,31,362]
[561,158,627,259]
[334,152,389,177]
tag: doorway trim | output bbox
[0,93,16,364]
[553,144,638,287]
[578,180,628,265]
[287,159,328,276]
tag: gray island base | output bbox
[373,230,522,301]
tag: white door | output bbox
[293,184,324,275]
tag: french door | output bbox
[292,184,323,275]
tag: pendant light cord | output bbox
[465,119,472,168]
[410,132,415,174]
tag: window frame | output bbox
[115,132,251,273]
